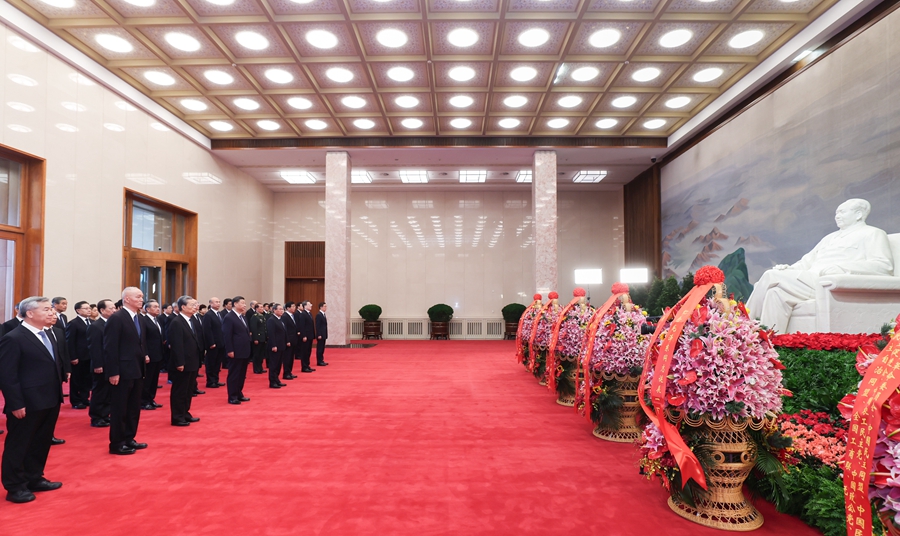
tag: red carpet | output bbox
[1,341,819,535]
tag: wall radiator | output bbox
[347,318,506,340]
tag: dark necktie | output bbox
[133,314,141,336]
[39,330,54,360]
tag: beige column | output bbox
[533,150,558,293]
[325,151,351,344]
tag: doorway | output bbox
[285,241,324,306]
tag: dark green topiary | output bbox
[657,276,682,314]
[629,283,650,311]
[501,303,527,324]
[646,277,665,316]
[680,272,695,296]
[427,304,454,323]
[358,304,382,322]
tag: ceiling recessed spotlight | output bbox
[306,29,338,49]
[632,67,661,82]
[571,66,599,82]
[693,67,724,82]
[503,95,527,108]
[56,123,78,132]
[611,95,637,108]
[180,99,207,111]
[547,118,569,129]
[395,95,419,108]
[233,98,260,111]
[8,36,39,53]
[341,96,367,108]
[95,34,133,53]
[729,30,764,49]
[518,28,550,48]
[209,121,233,131]
[665,96,691,109]
[235,31,269,51]
[115,101,137,111]
[447,28,479,48]
[39,0,75,8]
[305,119,328,130]
[325,67,354,83]
[498,118,520,128]
[69,73,94,86]
[354,119,375,129]
[265,68,293,84]
[376,29,408,48]
[104,123,125,132]
[401,118,423,129]
[257,120,280,131]
[150,122,169,131]
[204,70,234,85]
[449,95,474,108]
[123,0,156,5]
[557,96,582,108]
[659,29,693,48]
[287,97,312,110]
[450,118,472,129]
[510,66,537,82]
[61,101,86,112]
[165,32,200,52]
[143,71,175,86]
[589,29,621,49]
[8,74,37,87]
[386,66,414,82]
[596,118,618,129]
[8,124,31,133]
[205,0,236,5]
[448,66,475,82]
[7,102,34,112]
[643,119,666,129]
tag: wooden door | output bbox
[285,279,324,307]
[284,241,325,306]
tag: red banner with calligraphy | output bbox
[579,292,628,422]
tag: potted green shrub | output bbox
[358,304,382,340]
[501,303,527,340]
[427,304,453,340]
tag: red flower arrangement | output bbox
[771,332,882,351]
[778,410,846,468]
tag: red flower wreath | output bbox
[611,282,629,294]
[694,266,725,286]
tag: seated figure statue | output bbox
[746,198,894,333]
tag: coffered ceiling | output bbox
[9,0,839,139]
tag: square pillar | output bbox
[533,150,558,293]
[325,151,351,344]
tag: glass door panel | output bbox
[139,265,162,304]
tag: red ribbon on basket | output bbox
[579,285,630,421]
[527,292,559,373]
[547,288,587,392]
[516,294,543,364]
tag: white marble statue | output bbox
[746,198,894,332]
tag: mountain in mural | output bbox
[662,220,700,249]
[717,248,754,302]
[689,241,724,271]
[735,235,771,247]
[692,227,729,245]
[715,198,750,222]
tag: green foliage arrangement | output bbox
[629,284,650,311]
[776,348,858,417]
[427,304,454,323]
[633,273,695,316]
[658,276,682,312]
[501,303,527,324]
[680,272,694,296]
[645,278,665,315]
[358,304,382,322]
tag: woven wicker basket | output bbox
[555,357,578,407]
[592,372,642,443]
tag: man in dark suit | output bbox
[202,297,225,389]
[51,297,68,331]
[88,300,114,427]
[297,301,315,373]
[220,298,232,320]
[249,303,267,374]
[140,300,165,411]
[65,301,92,410]
[281,302,298,380]
[103,287,149,455]
[315,302,329,367]
[222,296,252,405]
[2,303,23,339]
[0,297,68,503]
[167,296,202,426]
[266,304,287,389]
[46,311,71,445]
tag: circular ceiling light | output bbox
[596,118,618,129]
[289,0,316,3]
[115,101,137,111]
[8,125,31,133]
[341,96,367,109]
[571,66,599,82]
[643,119,666,129]
[589,29,621,49]
[729,30,764,49]
[61,101,86,112]
[287,97,312,110]
[204,70,234,85]
[56,123,78,132]
[518,28,550,48]
[7,102,34,112]
[503,95,527,108]
[8,36,39,53]
[510,66,537,82]
[39,0,75,8]
[547,118,569,129]
[235,31,269,51]
[123,0,156,5]
[209,121,233,132]
[143,71,175,86]
[257,120,280,131]
[305,119,328,130]
[306,29,338,49]
[450,118,472,129]
[205,0,236,5]
[611,95,637,108]
[180,99,207,111]
[401,118,423,129]
[693,67,724,82]
[233,98,260,111]
[665,96,691,109]
[447,28,479,48]
[326,67,354,83]
[557,96,582,108]
[449,95,474,108]
[354,119,375,129]
[165,32,200,52]
[104,123,125,132]
[386,66,414,82]
[632,67,661,82]
[659,29,693,48]
[395,95,420,108]
[265,68,293,84]
[150,122,169,131]
[8,74,37,86]
[95,34,133,53]
[498,118,520,128]
[448,66,475,82]
[376,29,408,48]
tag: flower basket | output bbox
[528,292,560,385]
[516,295,543,368]
[548,288,594,406]
[592,372,642,442]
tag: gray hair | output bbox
[143,299,159,311]
[122,286,141,300]
[19,296,50,315]
[176,295,193,308]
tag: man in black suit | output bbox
[220,298,232,320]
[51,297,68,331]
[140,300,165,411]
[266,304,287,389]
[281,302,298,380]
[222,296,252,405]
[2,303,23,338]
[249,303,267,374]
[167,296,202,426]
[103,287,149,455]
[65,301,92,410]
[0,297,68,503]
[315,302,329,367]
[88,300,114,427]
[202,297,225,389]
[297,301,315,373]
[46,311,71,445]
